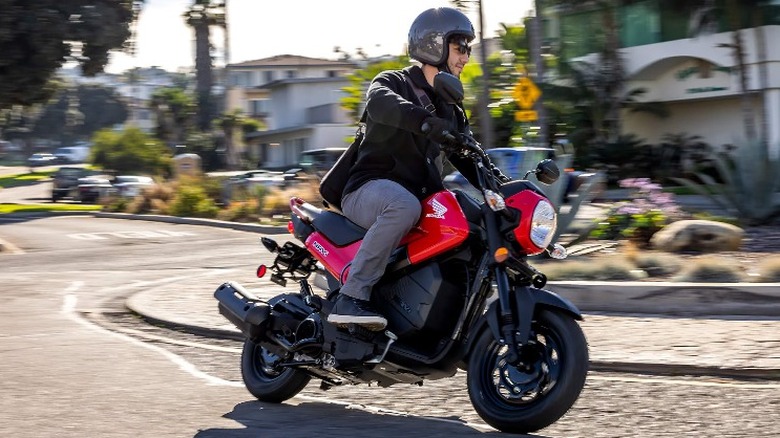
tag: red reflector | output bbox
[287,221,294,234]
[256,265,267,278]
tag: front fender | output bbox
[466,286,582,357]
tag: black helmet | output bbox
[408,7,475,66]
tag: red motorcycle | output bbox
[214,74,589,434]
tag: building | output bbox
[225,55,358,169]
[548,0,780,158]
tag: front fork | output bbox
[493,268,534,364]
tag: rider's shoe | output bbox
[327,294,387,331]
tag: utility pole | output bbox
[477,0,494,149]
[532,0,548,148]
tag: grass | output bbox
[0,171,54,188]
[0,203,101,214]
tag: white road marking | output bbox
[67,230,197,240]
[62,288,241,388]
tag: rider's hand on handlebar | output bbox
[420,116,453,144]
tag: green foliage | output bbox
[341,56,411,122]
[671,140,780,225]
[31,84,129,144]
[150,87,197,146]
[91,127,172,176]
[0,1,141,110]
[168,178,219,218]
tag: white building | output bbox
[225,55,357,169]
[551,1,780,158]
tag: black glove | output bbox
[420,116,452,144]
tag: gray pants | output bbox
[339,179,422,301]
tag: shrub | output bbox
[754,256,780,282]
[632,252,683,278]
[590,178,683,247]
[672,257,744,282]
[169,185,218,218]
[541,256,638,281]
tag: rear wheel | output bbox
[241,340,311,403]
[467,309,588,434]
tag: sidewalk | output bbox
[126,277,780,380]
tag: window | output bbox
[326,70,338,78]
[286,70,296,79]
[263,70,274,83]
[249,99,270,116]
[620,0,661,47]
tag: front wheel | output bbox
[241,340,311,403]
[467,309,589,434]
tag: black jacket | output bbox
[343,65,473,200]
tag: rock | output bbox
[651,220,744,253]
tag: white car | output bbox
[112,175,155,198]
[27,153,59,167]
[76,176,115,203]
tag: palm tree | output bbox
[216,109,244,170]
[184,0,225,131]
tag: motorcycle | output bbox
[214,73,589,434]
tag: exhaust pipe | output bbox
[214,281,270,338]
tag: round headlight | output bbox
[530,199,557,248]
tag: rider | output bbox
[327,7,478,330]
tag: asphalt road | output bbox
[1,213,780,437]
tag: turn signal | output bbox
[287,221,294,234]
[256,265,268,278]
[494,247,509,263]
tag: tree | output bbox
[184,0,225,131]
[215,109,244,170]
[341,56,410,123]
[91,127,171,176]
[0,0,143,110]
[150,87,197,148]
[32,84,129,145]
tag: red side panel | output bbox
[301,191,468,285]
[404,191,469,264]
[305,232,359,284]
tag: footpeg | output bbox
[365,330,398,364]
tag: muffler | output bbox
[214,281,270,338]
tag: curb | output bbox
[550,281,780,317]
[124,293,780,381]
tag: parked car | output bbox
[443,147,602,205]
[221,168,307,204]
[76,175,114,203]
[53,146,90,164]
[27,153,59,167]
[298,148,347,175]
[112,175,155,198]
[51,166,92,202]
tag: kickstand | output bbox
[365,330,398,364]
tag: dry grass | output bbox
[754,256,780,282]
[671,256,744,283]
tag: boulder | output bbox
[650,220,743,253]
